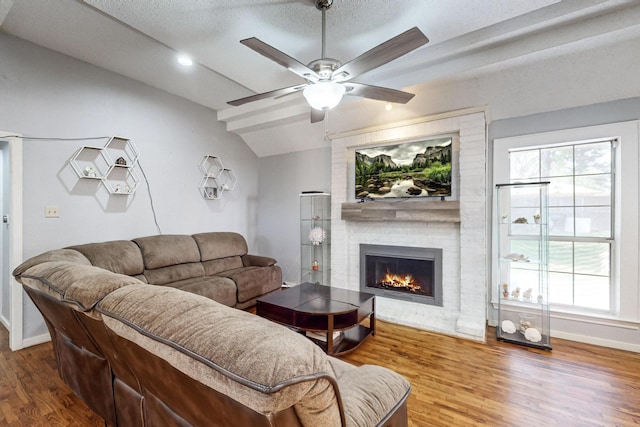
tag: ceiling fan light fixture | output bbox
[303,81,345,110]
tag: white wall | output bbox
[0,34,261,340]
[257,147,331,283]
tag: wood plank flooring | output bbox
[1,321,639,426]
[0,326,105,426]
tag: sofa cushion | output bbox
[68,240,144,276]
[193,232,248,261]
[216,266,282,303]
[201,256,244,276]
[329,358,411,427]
[18,261,142,311]
[13,249,91,277]
[143,263,205,286]
[134,235,201,269]
[163,276,237,307]
[98,285,342,424]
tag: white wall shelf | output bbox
[69,146,111,179]
[103,166,140,195]
[198,155,236,199]
[104,136,139,168]
[68,137,140,195]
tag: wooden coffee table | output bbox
[256,282,375,356]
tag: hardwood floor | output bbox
[1,322,639,426]
[342,322,640,427]
[0,326,105,426]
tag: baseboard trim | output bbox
[551,330,640,353]
[0,314,8,330]
[21,332,51,348]
[488,319,640,353]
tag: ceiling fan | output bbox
[227,0,429,123]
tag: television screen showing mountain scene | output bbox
[355,137,452,199]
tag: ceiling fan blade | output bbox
[344,82,415,104]
[240,37,319,81]
[227,84,307,106]
[310,109,325,123]
[332,27,429,81]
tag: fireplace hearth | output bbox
[360,244,443,306]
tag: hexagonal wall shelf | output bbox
[198,155,236,199]
[69,137,141,196]
[69,146,111,179]
[103,166,140,195]
[198,155,224,178]
[198,176,222,199]
[219,168,237,191]
[104,136,139,168]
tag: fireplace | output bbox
[360,244,443,306]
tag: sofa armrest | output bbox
[242,254,277,267]
[329,359,411,427]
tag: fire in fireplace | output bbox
[360,244,443,306]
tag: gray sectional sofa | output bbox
[13,232,411,427]
[63,232,283,309]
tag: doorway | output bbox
[0,132,23,350]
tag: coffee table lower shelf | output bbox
[305,324,372,355]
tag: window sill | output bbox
[490,300,640,330]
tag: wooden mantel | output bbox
[341,200,461,222]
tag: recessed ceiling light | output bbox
[385,102,393,111]
[177,54,193,67]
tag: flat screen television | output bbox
[355,137,452,200]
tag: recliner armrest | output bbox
[242,254,276,267]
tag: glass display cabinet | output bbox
[495,182,551,350]
[300,192,331,286]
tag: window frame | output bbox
[509,139,615,312]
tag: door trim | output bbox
[0,131,23,350]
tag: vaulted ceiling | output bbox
[2,0,639,156]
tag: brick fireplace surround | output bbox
[330,111,488,341]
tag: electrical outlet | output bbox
[45,205,59,218]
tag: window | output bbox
[493,121,639,325]
[509,140,614,312]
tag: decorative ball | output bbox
[501,320,516,334]
[524,328,542,343]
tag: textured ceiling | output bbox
[1,0,572,108]
[80,0,560,95]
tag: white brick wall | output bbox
[330,112,488,341]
